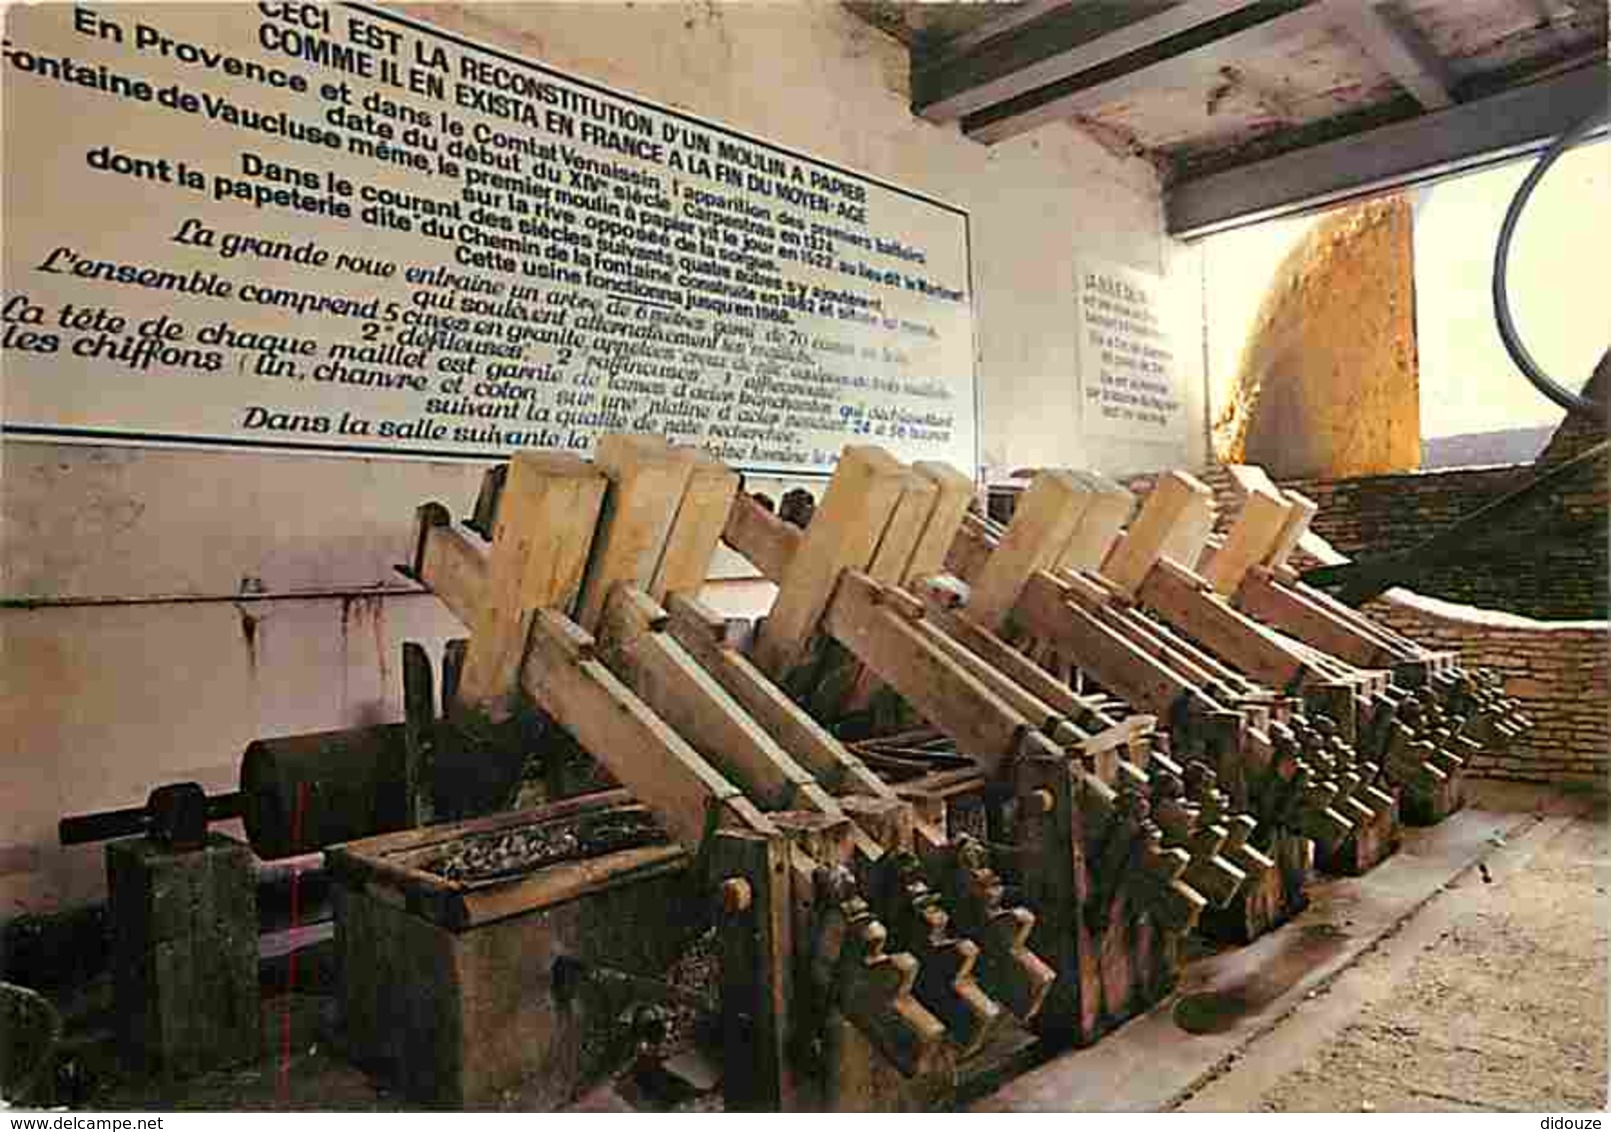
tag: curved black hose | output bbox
[1491,94,1611,422]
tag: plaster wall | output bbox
[1,1,1206,914]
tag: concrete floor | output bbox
[37,782,1609,1113]
[974,782,1608,1113]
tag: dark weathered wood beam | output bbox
[1165,65,1608,238]
[959,0,1324,145]
[922,0,1079,63]
[1335,1,1454,110]
[914,0,1276,125]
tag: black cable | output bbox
[1491,93,1610,422]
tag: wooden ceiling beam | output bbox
[1334,1,1455,110]
[914,0,1279,125]
[1165,64,1608,238]
[959,0,1329,145]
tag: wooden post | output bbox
[1056,472,1134,573]
[1100,471,1214,596]
[454,452,607,719]
[906,461,978,584]
[969,471,1094,633]
[1204,486,1293,596]
[752,446,909,679]
[712,829,796,1111]
[575,435,696,632]
[651,450,741,601]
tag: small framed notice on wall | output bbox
[1076,258,1185,442]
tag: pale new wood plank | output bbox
[969,470,1095,633]
[454,452,607,717]
[906,461,978,583]
[753,446,909,679]
[575,434,696,632]
[650,450,740,600]
[1101,470,1214,595]
[1056,471,1134,572]
[1204,485,1293,596]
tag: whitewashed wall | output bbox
[1,1,1207,915]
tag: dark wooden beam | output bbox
[913,0,1275,125]
[1166,64,1608,238]
[958,0,1324,145]
[1335,1,1454,110]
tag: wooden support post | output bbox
[906,462,978,584]
[753,446,909,679]
[1009,741,1093,1044]
[1056,472,1133,573]
[1204,486,1293,596]
[454,452,607,719]
[650,451,740,601]
[970,471,1096,633]
[576,435,696,632]
[1266,490,1319,570]
[1101,471,1214,596]
[867,470,940,585]
[712,829,796,1111]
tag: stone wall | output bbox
[1270,460,1607,622]
[1115,462,1607,793]
[1367,591,1607,791]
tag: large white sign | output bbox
[1,3,977,475]
[1076,258,1184,442]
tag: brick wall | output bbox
[1367,590,1607,791]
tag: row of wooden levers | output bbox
[409,436,1531,1109]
